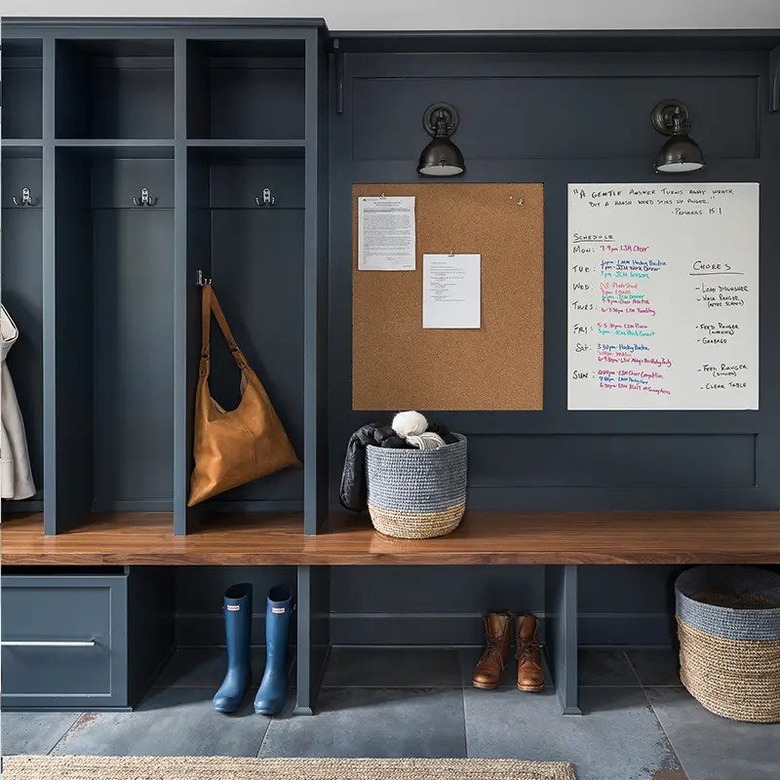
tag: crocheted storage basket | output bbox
[675,565,780,723]
[365,433,467,539]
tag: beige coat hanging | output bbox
[1,305,35,501]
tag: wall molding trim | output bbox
[176,610,675,647]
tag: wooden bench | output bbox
[3,510,778,566]
[4,510,777,714]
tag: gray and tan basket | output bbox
[365,433,467,539]
[675,566,780,723]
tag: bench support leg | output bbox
[545,564,582,716]
[294,565,331,715]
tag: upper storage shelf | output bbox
[187,40,306,141]
[2,40,43,140]
[55,40,174,140]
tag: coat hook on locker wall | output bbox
[12,187,36,206]
[255,188,275,207]
[196,270,212,287]
[132,187,157,207]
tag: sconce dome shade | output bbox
[418,102,465,177]
[651,99,705,174]
[654,134,705,174]
[418,137,466,176]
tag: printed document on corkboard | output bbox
[352,183,544,410]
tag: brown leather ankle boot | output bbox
[516,613,544,692]
[472,612,511,689]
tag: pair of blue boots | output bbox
[212,583,293,716]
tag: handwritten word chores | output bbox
[568,183,759,410]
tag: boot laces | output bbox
[480,636,506,666]
[517,640,541,663]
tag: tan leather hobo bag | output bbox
[188,284,300,506]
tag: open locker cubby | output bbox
[2,148,44,511]
[187,41,306,140]
[2,40,43,139]
[186,148,306,516]
[52,148,175,529]
[55,40,174,140]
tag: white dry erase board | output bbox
[567,183,759,411]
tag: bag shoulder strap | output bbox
[199,284,249,377]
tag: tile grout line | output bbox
[460,643,479,755]
[622,649,645,688]
[255,711,276,758]
[622,648,685,690]
[459,686,469,758]
[639,686,694,780]
[46,712,85,756]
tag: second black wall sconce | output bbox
[418,103,466,176]
[651,99,705,174]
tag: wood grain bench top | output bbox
[2,510,778,566]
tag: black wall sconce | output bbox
[417,103,465,177]
[651,99,705,174]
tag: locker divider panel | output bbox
[53,149,95,531]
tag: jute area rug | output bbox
[3,756,576,780]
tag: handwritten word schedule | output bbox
[568,183,759,410]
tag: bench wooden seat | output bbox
[2,510,778,566]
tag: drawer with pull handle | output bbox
[1,574,127,709]
[2,640,98,647]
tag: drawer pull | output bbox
[1,640,97,648]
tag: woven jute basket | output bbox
[365,434,467,539]
[676,566,780,723]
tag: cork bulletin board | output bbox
[352,183,544,410]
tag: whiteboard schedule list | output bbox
[567,183,759,411]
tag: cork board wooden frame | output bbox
[352,183,544,410]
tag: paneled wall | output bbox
[323,44,780,644]
[175,564,683,647]
[329,49,780,512]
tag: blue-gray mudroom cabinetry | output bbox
[2,19,779,716]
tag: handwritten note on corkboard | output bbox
[352,183,544,410]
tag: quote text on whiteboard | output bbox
[568,183,759,410]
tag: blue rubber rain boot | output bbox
[212,583,252,713]
[253,585,294,715]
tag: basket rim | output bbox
[676,565,780,614]
[365,432,467,456]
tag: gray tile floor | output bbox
[3,646,780,780]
